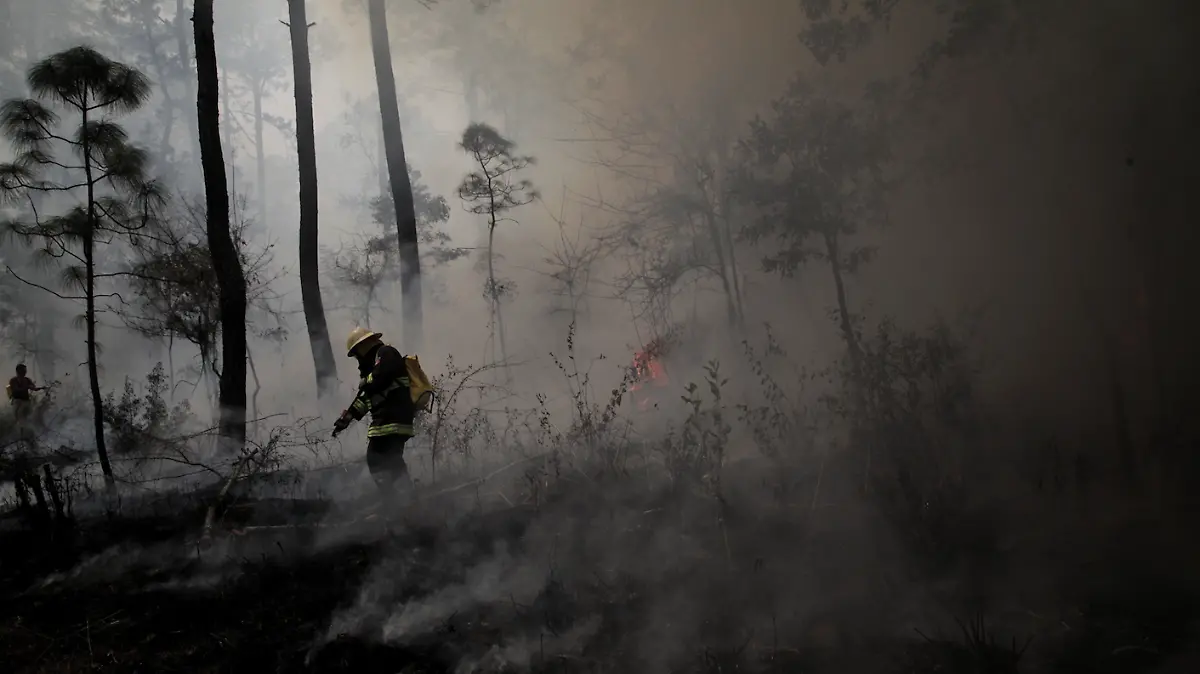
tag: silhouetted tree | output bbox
[194,0,248,443]
[536,198,602,329]
[457,123,536,375]
[220,12,292,223]
[367,0,424,352]
[736,78,891,378]
[285,0,337,397]
[328,168,466,324]
[556,13,748,334]
[0,46,162,486]
[95,0,193,166]
[792,0,1028,73]
[119,195,283,432]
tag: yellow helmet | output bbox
[345,327,382,357]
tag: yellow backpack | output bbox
[405,356,433,411]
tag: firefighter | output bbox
[8,364,44,425]
[332,328,417,508]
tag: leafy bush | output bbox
[546,322,637,476]
[102,363,193,455]
[830,316,984,567]
[658,360,732,494]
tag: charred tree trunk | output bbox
[195,0,249,443]
[81,108,114,488]
[222,66,235,197]
[82,230,113,485]
[376,117,387,197]
[287,0,338,396]
[368,0,423,351]
[167,333,175,402]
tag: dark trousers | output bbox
[366,434,411,498]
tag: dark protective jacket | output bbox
[8,375,34,401]
[347,343,416,437]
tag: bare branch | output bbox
[5,266,86,302]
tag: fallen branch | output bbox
[229,520,360,534]
[200,447,260,543]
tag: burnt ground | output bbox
[2,460,1200,673]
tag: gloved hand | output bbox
[358,377,369,391]
[332,411,352,437]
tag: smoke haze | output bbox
[2,0,1199,671]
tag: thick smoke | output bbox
[2,0,1198,671]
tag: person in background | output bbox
[7,363,43,424]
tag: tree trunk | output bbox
[174,0,199,162]
[463,76,488,242]
[720,208,744,327]
[701,207,739,329]
[368,0,423,352]
[167,333,175,402]
[288,0,338,396]
[195,0,249,444]
[823,231,860,373]
[247,345,261,438]
[375,116,387,198]
[823,229,870,491]
[140,16,178,163]
[222,66,234,197]
[714,151,745,327]
[156,103,176,166]
[81,107,114,488]
[254,82,267,224]
[685,152,740,330]
[487,224,510,379]
[83,232,113,487]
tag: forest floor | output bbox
[2,458,1199,673]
